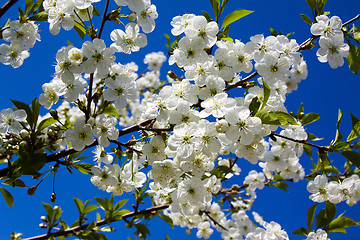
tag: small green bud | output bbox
[50,110,59,120]
[27,186,37,195]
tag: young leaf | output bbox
[305,0,316,10]
[269,27,278,36]
[25,0,34,15]
[73,163,93,175]
[334,109,343,144]
[301,113,320,126]
[42,202,54,220]
[340,151,360,168]
[202,11,212,22]
[11,99,32,126]
[28,11,48,21]
[307,203,318,231]
[292,227,308,236]
[73,21,86,40]
[347,113,360,142]
[347,44,360,74]
[222,9,254,28]
[300,14,313,25]
[261,80,270,110]
[37,117,56,132]
[0,187,14,208]
[326,216,359,232]
[32,98,41,129]
[159,214,174,229]
[272,182,290,192]
[209,0,220,21]
[303,144,313,160]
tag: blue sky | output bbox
[0,0,360,239]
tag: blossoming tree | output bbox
[0,0,360,239]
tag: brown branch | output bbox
[110,139,142,154]
[0,0,18,19]
[22,204,169,240]
[269,132,330,152]
[97,0,110,39]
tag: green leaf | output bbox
[134,223,150,237]
[93,5,101,16]
[305,0,316,10]
[73,163,93,174]
[269,111,298,125]
[249,97,261,116]
[114,199,128,211]
[307,133,323,141]
[303,144,313,160]
[347,44,360,74]
[165,235,171,240]
[209,0,220,21]
[37,117,56,131]
[219,0,230,16]
[18,149,47,175]
[330,142,349,151]
[27,0,43,16]
[341,151,360,168]
[42,202,54,220]
[327,216,359,231]
[208,165,233,179]
[222,9,253,28]
[202,11,212,22]
[353,24,360,39]
[159,214,174,229]
[326,201,337,223]
[2,179,27,188]
[25,0,34,15]
[300,14,312,25]
[0,187,14,208]
[301,113,320,126]
[73,21,86,40]
[269,27,278,36]
[316,209,327,229]
[347,113,360,142]
[74,197,84,214]
[317,0,328,13]
[272,182,289,192]
[334,109,343,144]
[11,99,32,126]
[32,98,41,128]
[28,11,48,21]
[292,227,308,236]
[307,203,318,231]
[261,80,270,110]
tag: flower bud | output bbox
[39,223,47,229]
[50,110,59,120]
[40,216,48,222]
[128,12,136,22]
[19,129,29,139]
[215,119,229,133]
[51,193,56,203]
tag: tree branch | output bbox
[269,132,330,152]
[0,0,18,19]
[22,204,169,240]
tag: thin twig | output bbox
[0,0,18,19]
[97,0,110,39]
[22,204,169,240]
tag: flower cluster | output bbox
[307,174,360,206]
[0,20,40,68]
[310,15,350,68]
